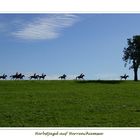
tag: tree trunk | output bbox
[134,67,138,81]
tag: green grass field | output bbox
[0,80,140,127]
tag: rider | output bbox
[80,73,84,76]
[16,72,19,76]
[34,73,36,76]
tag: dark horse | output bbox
[38,74,46,80]
[29,74,39,80]
[10,73,25,80]
[59,74,67,80]
[120,74,129,80]
[76,73,85,80]
[0,74,7,80]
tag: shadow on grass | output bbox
[75,80,124,84]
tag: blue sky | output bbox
[0,14,140,80]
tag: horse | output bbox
[59,74,66,80]
[76,74,85,80]
[0,74,7,80]
[10,73,24,80]
[29,74,39,80]
[120,74,129,80]
[38,74,46,80]
[10,74,16,80]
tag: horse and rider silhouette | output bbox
[59,74,67,80]
[76,73,85,80]
[10,72,25,80]
[38,73,46,80]
[0,74,7,80]
[29,73,39,80]
[29,73,46,80]
[120,74,129,80]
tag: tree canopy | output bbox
[123,35,140,81]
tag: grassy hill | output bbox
[0,80,140,127]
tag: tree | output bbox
[123,35,140,81]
